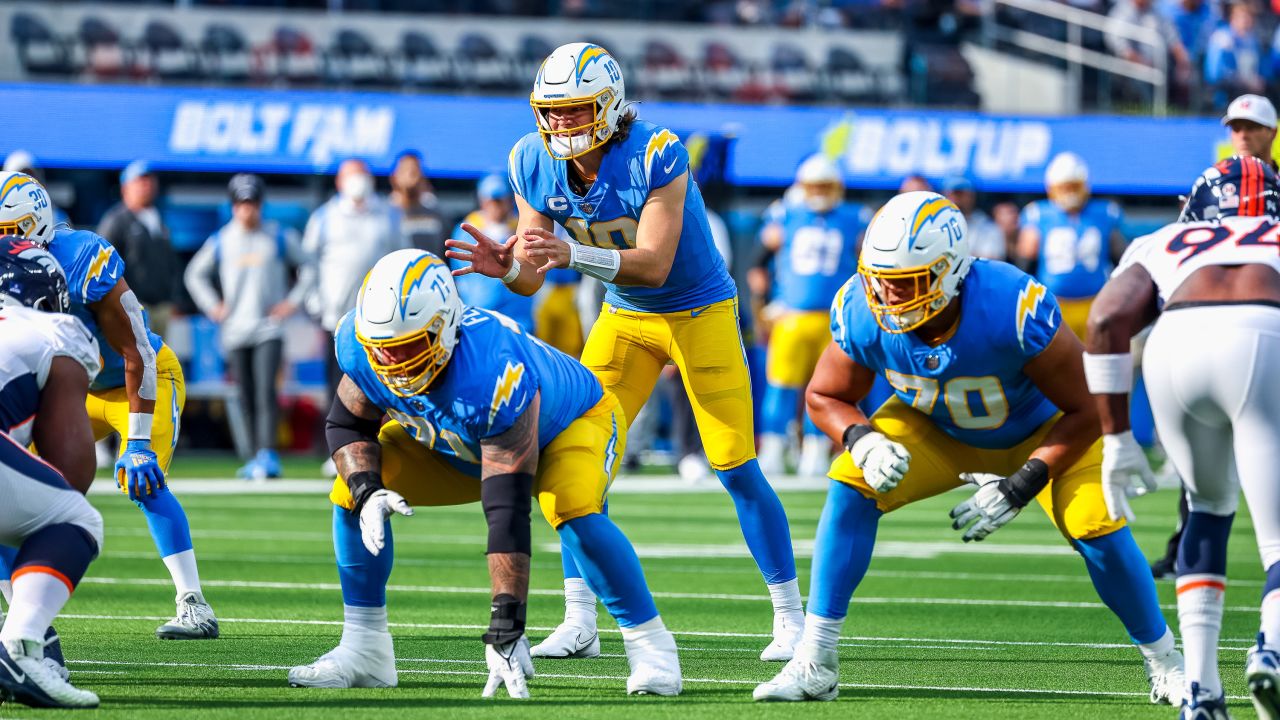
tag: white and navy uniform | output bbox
[1117,215,1280,568]
[0,306,104,548]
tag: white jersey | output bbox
[0,306,100,446]
[1116,215,1280,305]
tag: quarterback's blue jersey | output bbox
[450,216,536,334]
[336,305,604,467]
[773,202,870,312]
[1020,199,1123,299]
[509,119,737,313]
[832,260,1061,449]
[48,228,164,392]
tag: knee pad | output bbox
[1187,490,1239,516]
[72,503,104,556]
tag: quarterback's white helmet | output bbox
[0,172,55,247]
[355,250,462,397]
[1045,152,1090,212]
[795,154,844,213]
[530,42,627,160]
[859,191,971,334]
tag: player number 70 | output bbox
[885,369,1009,430]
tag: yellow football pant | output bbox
[828,396,1122,541]
[581,297,755,471]
[85,344,186,477]
[535,283,584,358]
[329,392,626,529]
[1057,296,1093,341]
[766,310,831,388]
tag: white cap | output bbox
[3,150,35,173]
[1223,94,1277,129]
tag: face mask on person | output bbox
[341,172,373,201]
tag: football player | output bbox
[1015,152,1127,340]
[288,250,681,696]
[753,191,1185,705]
[1087,156,1280,720]
[0,172,217,640]
[752,154,870,478]
[0,247,104,708]
[447,42,802,661]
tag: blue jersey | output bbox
[450,214,535,334]
[336,305,604,469]
[509,119,736,313]
[48,228,164,392]
[1020,199,1124,299]
[832,260,1061,449]
[773,202,870,312]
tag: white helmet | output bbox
[530,42,627,160]
[0,172,55,247]
[859,191,971,334]
[795,154,844,213]
[1045,152,1090,212]
[355,249,463,397]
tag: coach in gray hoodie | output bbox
[185,174,308,480]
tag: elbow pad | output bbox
[119,290,157,401]
[325,395,382,455]
[481,472,534,555]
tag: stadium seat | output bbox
[770,42,820,103]
[454,32,516,92]
[271,26,323,86]
[909,43,981,108]
[826,45,883,104]
[78,16,130,79]
[398,30,455,89]
[328,27,389,87]
[515,33,554,77]
[701,41,750,100]
[10,12,75,77]
[641,40,693,100]
[200,23,252,83]
[141,20,201,82]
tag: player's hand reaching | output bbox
[845,426,910,493]
[483,635,534,699]
[520,228,572,273]
[949,472,1021,542]
[1100,431,1157,522]
[115,439,165,501]
[445,223,518,279]
[358,489,413,556]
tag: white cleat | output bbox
[624,628,682,696]
[757,434,788,476]
[797,437,831,478]
[1247,636,1280,720]
[760,613,804,662]
[753,643,839,702]
[1145,647,1187,706]
[288,634,397,688]
[156,592,220,640]
[0,638,98,709]
[530,622,600,659]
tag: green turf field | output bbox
[3,464,1267,719]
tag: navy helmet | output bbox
[0,239,70,312]
[1179,155,1280,222]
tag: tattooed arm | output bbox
[478,392,541,601]
[325,374,385,510]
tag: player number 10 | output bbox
[884,370,1010,430]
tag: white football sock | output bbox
[1262,588,1280,648]
[619,616,674,654]
[162,549,203,598]
[564,577,598,627]
[767,579,803,619]
[0,571,70,644]
[343,604,389,636]
[799,613,844,652]
[1137,626,1176,660]
[1177,574,1226,697]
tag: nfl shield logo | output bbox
[925,355,940,370]
[581,203,595,214]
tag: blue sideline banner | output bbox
[10,81,1234,194]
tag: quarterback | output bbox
[447,42,801,660]
[0,172,216,639]
[289,250,681,696]
[754,191,1185,704]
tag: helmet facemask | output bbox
[359,314,453,398]
[859,255,955,334]
[0,214,42,245]
[801,180,842,213]
[1048,180,1089,213]
[531,90,619,161]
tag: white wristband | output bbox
[568,242,621,282]
[127,412,154,441]
[1082,352,1133,394]
[500,257,522,284]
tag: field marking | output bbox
[64,657,1249,701]
[75,575,1269,613]
[95,476,833,496]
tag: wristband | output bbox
[500,257,522,284]
[346,471,385,514]
[481,593,527,645]
[996,458,1050,509]
[1083,352,1133,394]
[127,413,153,441]
[842,423,873,453]
[568,242,621,282]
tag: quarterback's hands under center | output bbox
[483,635,534,699]
[520,228,572,273]
[445,223,518,279]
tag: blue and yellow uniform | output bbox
[449,213,536,335]
[1020,199,1124,339]
[328,305,625,528]
[48,228,185,474]
[535,265,584,358]
[828,259,1117,538]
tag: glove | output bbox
[482,635,534,699]
[359,489,414,556]
[949,472,1022,542]
[115,440,165,501]
[848,430,911,493]
[1101,431,1157,523]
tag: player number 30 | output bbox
[885,370,1009,430]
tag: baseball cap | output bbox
[228,173,265,204]
[1223,94,1277,129]
[940,174,975,193]
[477,174,512,201]
[120,159,153,185]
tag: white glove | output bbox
[482,635,534,699]
[359,489,414,556]
[1101,431,1157,523]
[848,430,911,492]
[949,472,1021,542]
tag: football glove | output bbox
[1101,431,1157,523]
[115,439,165,501]
[359,489,414,557]
[483,635,534,699]
[847,428,911,493]
[949,472,1022,542]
